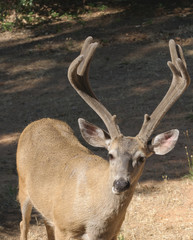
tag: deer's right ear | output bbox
[78,118,111,149]
[148,129,179,155]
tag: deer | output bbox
[17,36,190,240]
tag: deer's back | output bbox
[17,118,107,177]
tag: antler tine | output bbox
[68,36,121,139]
[137,39,190,145]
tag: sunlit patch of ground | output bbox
[122,179,193,240]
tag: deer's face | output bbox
[78,119,149,195]
[108,136,148,194]
[79,118,179,195]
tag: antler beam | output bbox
[68,36,121,139]
[137,40,190,144]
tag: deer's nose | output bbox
[112,178,130,194]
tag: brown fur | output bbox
[17,118,142,240]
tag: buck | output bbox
[17,37,190,240]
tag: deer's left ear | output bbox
[148,129,179,155]
[78,118,111,149]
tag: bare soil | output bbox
[0,5,193,240]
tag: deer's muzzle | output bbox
[112,178,130,194]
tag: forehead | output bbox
[110,136,146,155]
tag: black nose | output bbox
[113,178,130,193]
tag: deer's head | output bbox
[68,37,190,195]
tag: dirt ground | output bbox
[0,4,193,240]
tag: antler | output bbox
[68,36,121,139]
[137,39,190,144]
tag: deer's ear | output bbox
[78,118,111,149]
[149,129,179,155]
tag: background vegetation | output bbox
[1,0,193,31]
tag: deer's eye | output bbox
[108,153,114,160]
[138,157,144,163]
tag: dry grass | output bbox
[122,179,193,240]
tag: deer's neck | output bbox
[94,167,136,216]
[86,168,137,238]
